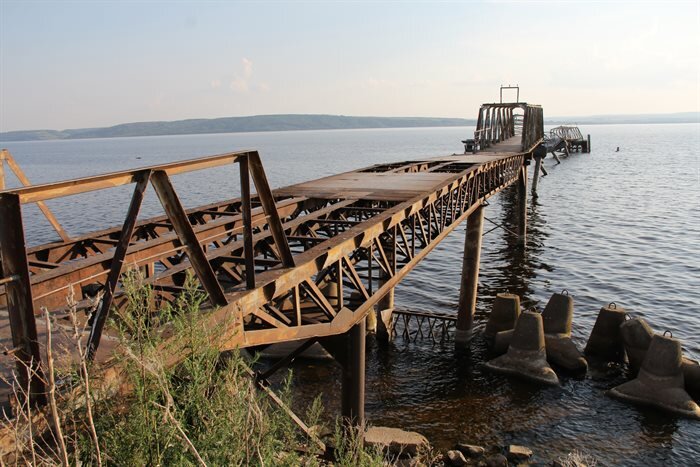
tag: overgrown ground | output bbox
[2,272,385,466]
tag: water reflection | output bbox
[477,184,551,317]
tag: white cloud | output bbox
[230,77,248,92]
[227,57,261,94]
[242,57,253,78]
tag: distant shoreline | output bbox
[1,112,698,143]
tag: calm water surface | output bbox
[2,124,699,465]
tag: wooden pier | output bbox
[0,101,543,429]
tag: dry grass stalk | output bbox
[44,308,69,466]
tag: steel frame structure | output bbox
[0,102,543,423]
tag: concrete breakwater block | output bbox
[585,303,626,362]
[545,335,588,372]
[484,293,520,338]
[608,334,700,419]
[621,317,700,395]
[542,291,587,372]
[684,359,700,397]
[620,317,653,374]
[492,329,513,355]
[542,291,573,335]
[364,426,429,457]
[485,311,559,385]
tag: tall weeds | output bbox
[1,271,387,466]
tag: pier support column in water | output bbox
[531,145,546,198]
[517,165,527,247]
[376,287,395,341]
[456,205,484,347]
[341,320,366,426]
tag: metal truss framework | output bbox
[0,103,543,405]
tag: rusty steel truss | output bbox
[0,102,543,421]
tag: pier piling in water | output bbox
[517,166,528,246]
[341,320,366,426]
[376,288,395,341]
[456,205,485,346]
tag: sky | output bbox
[0,1,698,132]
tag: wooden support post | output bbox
[517,165,527,246]
[0,193,46,405]
[341,320,365,427]
[587,134,591,153]
[87,170,151,360]
[455,204,484,347]
[150,170,228,306]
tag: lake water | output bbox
[2,124,699,465]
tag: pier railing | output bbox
[473,103,543,152]
[0,149,291,396]
[0,148,526,401]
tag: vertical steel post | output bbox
[517,165,528,246]
[341,320,365,426]
[0,193,46,404]
[239,157,256,289]
[531,156,542,197]
[376,287,394,341]
[455,204,484,347]
[377,227,397,340]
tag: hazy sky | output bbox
[1,1,698,131]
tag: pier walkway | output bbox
[0,101,543,426]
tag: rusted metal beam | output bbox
[0,152,5,190]
[86,170,151,361]
[247,152,295,268]
[7,150,248,204]
[1,150,70,241]
[150,170,228,306]
[0,193,46,404]
[239,157,256,290]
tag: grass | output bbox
[1,271,386,466]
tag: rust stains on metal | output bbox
[0,102,544,408]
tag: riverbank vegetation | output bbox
[1,272,384,466]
